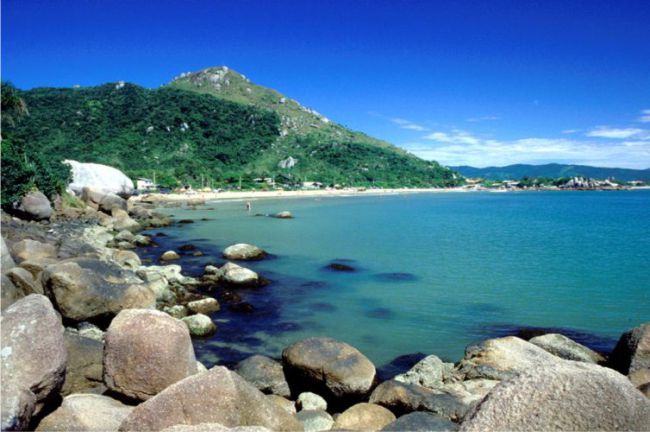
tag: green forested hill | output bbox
[3,71,461,188]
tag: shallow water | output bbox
[141,190,650,371]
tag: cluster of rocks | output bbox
[2,293,649,432]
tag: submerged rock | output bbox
[325,262,356,272]
[35,394,133,431]
[104,309,198,401]
[1,295,67,431]
[282,337,376,402]
[119,366,302,431]
[529,333,605,363]
[334,402,397,431]
[460,362,650,431]
[235,355,291,398]
[223,243,267,261]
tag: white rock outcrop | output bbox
[64,160,134,197]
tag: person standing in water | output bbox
[245,201,251,213]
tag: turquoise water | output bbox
[146,191,650,369]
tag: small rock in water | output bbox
[177,219,194,224]
[187,297,220,314]
[223,243,267,261]
[192,251,204,257]
[325,262,356,272]
[163,305,188,319]
[273,211,294,219]
[178,244,197,251]
[229,302,255,313]
[161,250,180,261]
[182,313,217,336]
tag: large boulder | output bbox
[609,322,650,377]
[10,238,57,264]
[333,403,396,431]
[282,337,376,403]
[6,266,43,296]
[1,295,67,431]
[460,362,650,431]
[18,190,53,220]
[529,333,605,363]
[118,366,302,431]
[103,309,198,401]
[62,329,105,396]
[43,258,155,321]
[1,274,21,311]
[381,412,458,432]
[394,354,456,390]
[235,355,291,397]
[220,262,260,287]
[65,160,134,197]
[369,380,469,421]
[457,336,563,380]
[35,394,133,431]
[222,243,267,261]
[112,208,140,232]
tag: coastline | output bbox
[133,185,650,205]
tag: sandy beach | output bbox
[133,187,472,204]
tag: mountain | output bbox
[452,164,650,182]
[3,68,460,189]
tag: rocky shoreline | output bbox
[1,191,650,431]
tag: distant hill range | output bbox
[451,164,650,182]
[4,66,460,189]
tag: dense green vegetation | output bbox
[3,73,461,190]
[1,82,71,209]
[453,163,650,182]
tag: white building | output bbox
[136,178,156,190]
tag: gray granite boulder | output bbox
[1,236,15,272]
[222,243,267,261]
[6,266,42,295]
[35,393,133,431]
[18,191,53,220]
[235,355,291,397]
[609,322,650,377]
[282,337,376,402]
[104,309,198,400]
[457,336,563,380]
[187,297,220,315]
[369,380,469,421]
[460,361,650,431]
[119,366,302,431]
[66,161,135,197]
[62,329,105,396]
[295,410,333,432]
[297,392,327,411]
[529,333,605,363]
[1,295,67,431]
[112,208,140,232]
[43,258,155,321]
[394,354,456,389]
[220,262,260,287]
[333,402,396,431]
[382,412,458,432]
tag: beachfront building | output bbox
[136,178,157,190]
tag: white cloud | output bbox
[466,115,500,122]
[391,118,427,132]
[586,127,647,139]
[402,133,650,169]
[638,109,650,123]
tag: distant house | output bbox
[136,178,156,190]
[302,181,323,189]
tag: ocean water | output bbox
[141,190,650,372]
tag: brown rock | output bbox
[334,403,397,431]
[10,239,57,264]
[118,366,302,431]
[62,329,105,396]
[609,322,650,377]
[6,266,43,295]
[235,355,290,397]
[35,394,133,431]
[103,309,198,401]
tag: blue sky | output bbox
[3,0,650,168]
